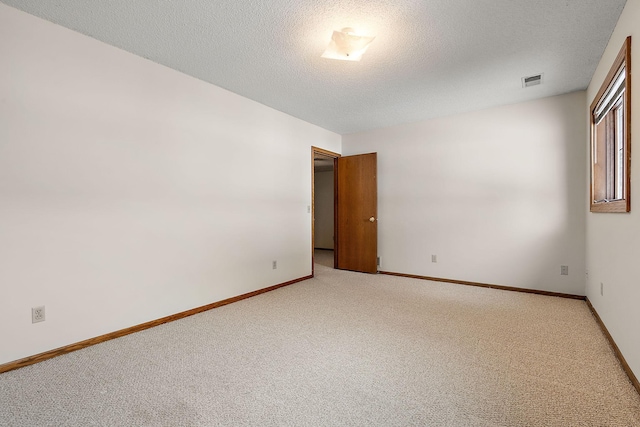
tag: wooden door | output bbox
[336,153,377,273]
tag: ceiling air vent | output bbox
[522,73,543,88]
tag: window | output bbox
[590,37,631,213]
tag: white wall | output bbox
[586,0,640,382]
[314,170,334,249]
[0,4,340,366]
[343,92,587,295]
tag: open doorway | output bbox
[312,147,378,275]
[312,147,340,275]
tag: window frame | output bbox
[590,36,632,213]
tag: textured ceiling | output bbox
[1,0,627,134]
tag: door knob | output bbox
[369,217,376,222]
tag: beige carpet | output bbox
[1,250,640,426]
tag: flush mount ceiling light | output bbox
[321,27,375,61]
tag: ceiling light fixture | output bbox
[321,27,375,61]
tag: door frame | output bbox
[311,146,340,276]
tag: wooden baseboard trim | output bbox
[0,275,312,375]
[585,297,640,396]
[379,271,586,300]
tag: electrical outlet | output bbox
[431,255,437,263]
[377,257,381,267]
[32,306,45,323]
[272,260,277,270]
[600,282,604,296]
[561,265,569,275]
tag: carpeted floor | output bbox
[1,250,640,426]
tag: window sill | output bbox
[590,199,630,213]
